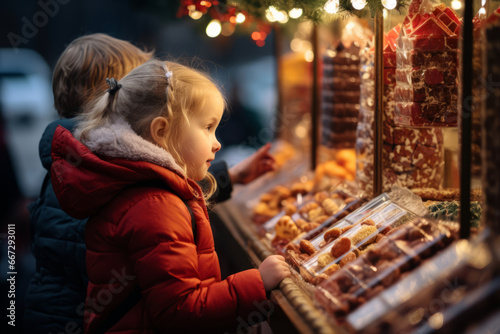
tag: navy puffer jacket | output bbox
[23,118,88,333]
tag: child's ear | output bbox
[150,116,169,146]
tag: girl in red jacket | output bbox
[50,58,290,333]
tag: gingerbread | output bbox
[361,219,376,226]
[275,216,299,240]
[284,203,297,216]
[314,191,330,203]
[322,198,340,216]
[324,227,342,242]
[299,239,317,255]
[330,237,351,258]
[295,218,309,230]
[314,215,330,224]
[308,207,325,222]
[299,202,319,215]
[303,222,320,232]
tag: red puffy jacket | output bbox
[50,121,267,333]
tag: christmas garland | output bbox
[177,0,409,45]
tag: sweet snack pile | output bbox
[315,217,458,321]
[356,25,445,193]
[321,43,361,149]
[394,0,461,127]
[297,196,419,285]
[266,186,363,252]
[252,181,314,225]
[321,18,372,150]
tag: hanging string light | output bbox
[382,0,397,10]
[289,8,303,19]
[178,0,410,46]
[206,19,221,38]
[351,0,367,11]
[324,0,340,14]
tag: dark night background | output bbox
[0,1,280,332]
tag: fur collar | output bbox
[74,117,185,176]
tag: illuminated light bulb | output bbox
[351,0,367,10]
[265,6,279,22]
[324,0,339,14]
[481,0,486,6]
[277,11,289,24]
[289,8,303,19]
[189,10,203,20]
[382,0,397,10]
[206,20,221,38]
[305,50,314,62]
[236,13,246,23]
[451,0,462,10]
[290,38,302,52]
[479,7,486,14]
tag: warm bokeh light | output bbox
[206,19,221,38]
[382,0,397,10]
[305,50,314,62]
[236,12,246,23]
[265,6,278,22]
[289,8,303,19]
[251,31,261,40]
[221,22,235,36]
[266,6,288,23]
[351,0,367,10]
[324,0,339,14]
[189,10,203,20]
[451,0,462,10]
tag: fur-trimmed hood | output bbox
[74,117,185,176]
[51,120,203,220]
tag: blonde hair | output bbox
[53,33,152,118]
[78,59,226,200]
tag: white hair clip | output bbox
[165,71,173,79]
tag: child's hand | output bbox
[258,255,291,291]
[229,143,276,185]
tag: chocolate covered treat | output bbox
[356,24,444,193]
[394,0,461,127]
[321,43,361,149]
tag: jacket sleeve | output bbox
[118,193,267,333]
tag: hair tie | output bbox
[106,78,122,96]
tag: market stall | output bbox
[179,0,500,332]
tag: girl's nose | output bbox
[213,138,221,152]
